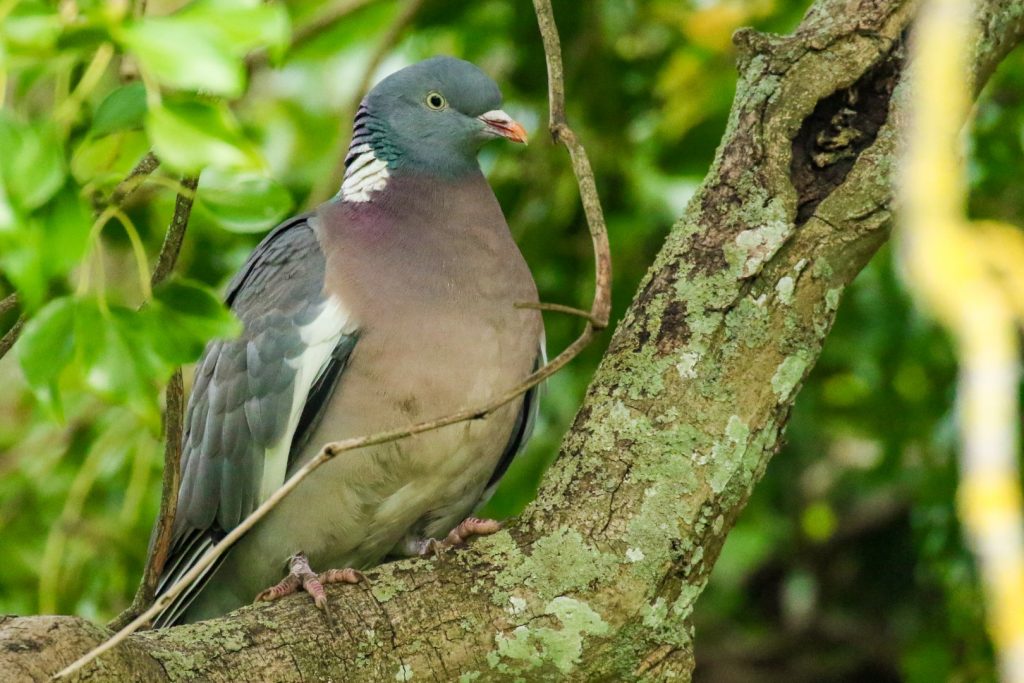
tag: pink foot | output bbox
[417,517,503,558]
[255,552,365,629]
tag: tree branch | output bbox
[149,176,198,287]
[0,317,24,361]
[0,293,17,317]
[5,0,1024,681]
[0,294,20,361]
[108,152,160,207]
[109,175,199,630]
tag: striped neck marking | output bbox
[340,103,390,203]
[340,147,389,203]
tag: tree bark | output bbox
[4,0,1024,680]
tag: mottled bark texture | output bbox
[4,1,1024,680]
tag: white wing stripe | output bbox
[258,296,351,501]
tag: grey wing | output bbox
[153,214,357,627]
[481,336,546,502]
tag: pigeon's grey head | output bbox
[351,56,527,178]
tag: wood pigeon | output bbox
[153,56,544,626]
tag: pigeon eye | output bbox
[426,92,447,110]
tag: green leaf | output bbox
[146,279,241,364]
[0,178,17,233]
[73,298,106,372]
[118,19,244,97]
[146,99,260,173]
[0,114,66,212]
[17,297,77,414]
[71,131,150,186]
[197,170,293,233]
[41,186,92,275]
[116,0,289,96]
[91,83,148,138]
[178,0,291,60]
[0,185,91,310]
[0,216,47,310]
[1,2,62,55]
[75,302,163,422]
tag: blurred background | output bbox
[1,0,1021,680]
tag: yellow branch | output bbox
[901,0,1024,679]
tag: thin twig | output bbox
[308,0,426,206]
[532,0,611,328]
[109,152,160,207]
[150,176,198,287]
[516,300,600,323]
[54,2,611,677]
[109,176,198,631]
[0,317,24,360]
[0,293,17,317]
[110,370,184,631]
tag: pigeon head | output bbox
[345,57,527,184]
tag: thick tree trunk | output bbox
[4,1,1024,680]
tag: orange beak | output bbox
[478,109,528,144]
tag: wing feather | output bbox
[153,215,357,627]
[481,337,547,500]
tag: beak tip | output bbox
[479,110,529,145]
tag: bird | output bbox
[151,56,544,626]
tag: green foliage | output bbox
[196,170,293,233]
[91,83,147,137]
[118,0,288,97]
[146,98,262,172]
[0,1,1019,680]
[0,0,291,624]
[16,283,238,422]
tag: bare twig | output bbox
[54,2,611,677]
[516,300,600,323]
[110,370,185,631]
[0,294,19,355]
[532,0,611,328]
[109,176,198,631]
[150,176,198,287]
[308,0,426,206]
[0,293,17,316]
[109,152,160,207]
[0,317,24,360]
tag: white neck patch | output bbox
[340,145,389,203]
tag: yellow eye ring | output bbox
[426,91,447,110]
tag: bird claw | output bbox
[254,552,365,631]
[416,517,503,561]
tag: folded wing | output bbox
[153,215,357,627]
